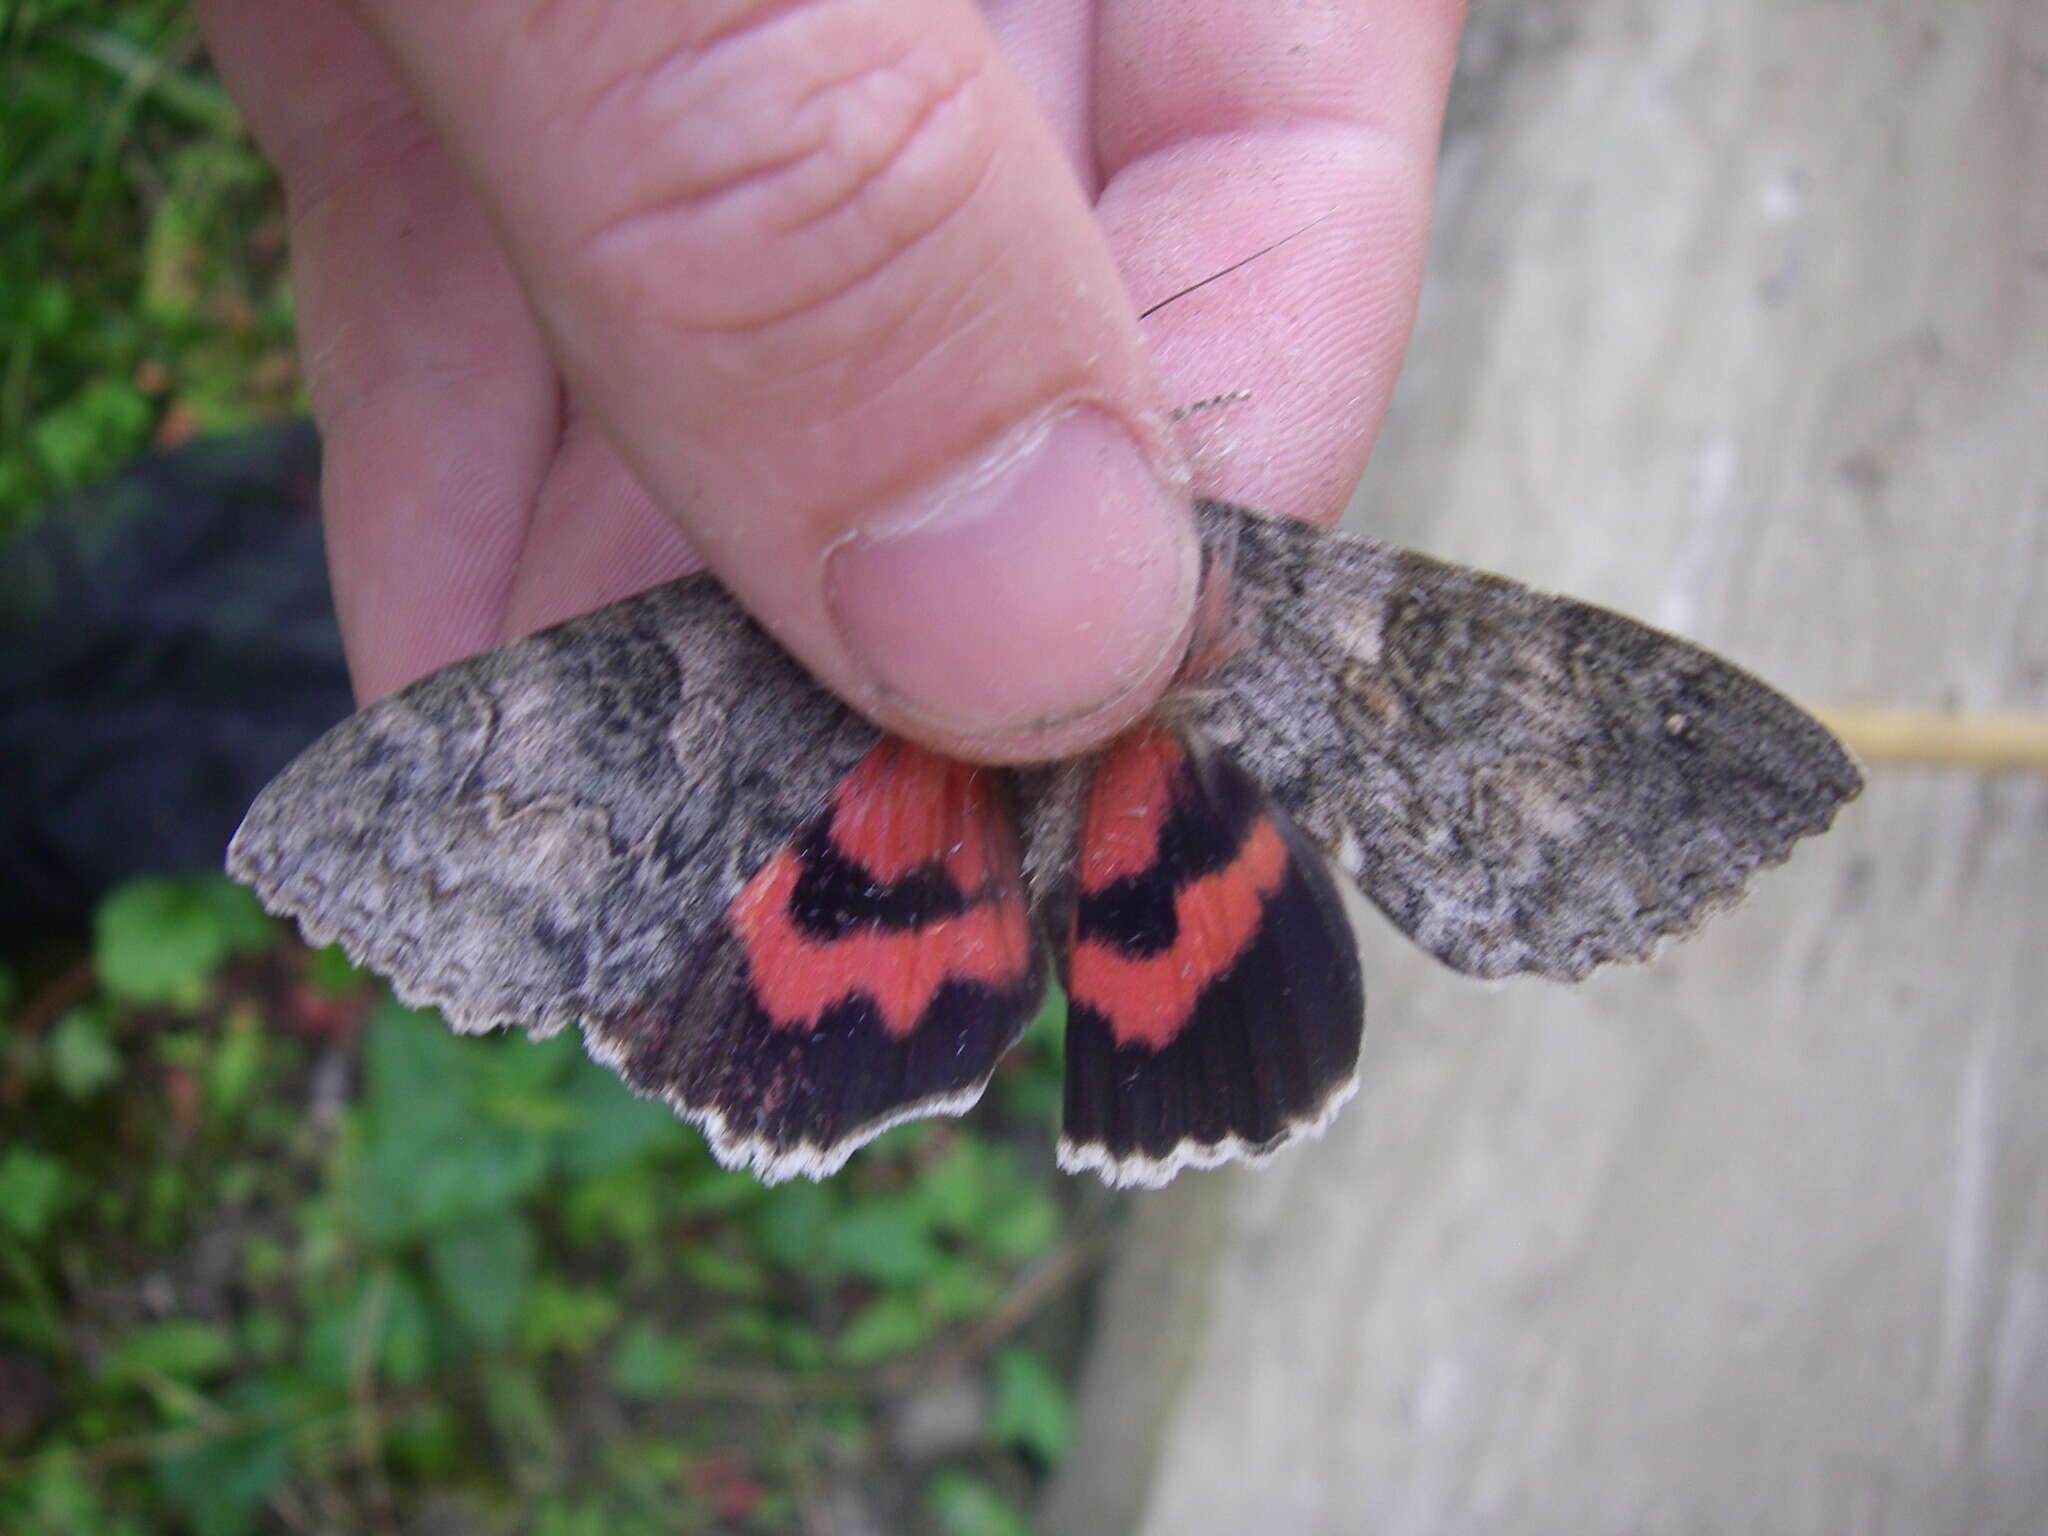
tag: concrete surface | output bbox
[1043,2,2048,1532]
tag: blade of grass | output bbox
[58,22,240,134]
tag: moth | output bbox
[228,501,1861,1187]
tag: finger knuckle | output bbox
[564,4,992,343]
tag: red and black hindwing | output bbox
[588,737,1045,1180]
[1058,725,1365,1186]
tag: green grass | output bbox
[1,0,299,544]
[2,8,1098,1529]
[3,875,1088,1533]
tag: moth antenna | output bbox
[1137,214,1335,320]
[1170,391,1252,424]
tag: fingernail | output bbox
[825,409,1197,743]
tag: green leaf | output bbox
[240,1309,288,1361]
[720,1307,779,1353]
[608,1322,696,1399]
[0,1148,70,1239]
[603,1434,687,1492]
[999,989,1067,1124]
[1026,982,1068,1042]
[562,1163,661,1246]
[351,1004,548,1241]
[152,1382,291,1536]
[483,1361,558,1470]
[100,1320,234,1388]
[989,1348,1070,1462]
[10,1447,105,1532]
[386,1400,461,1474]
[199,880,272,954]
[835,1293,932,1365]
[371,1272,437,1384]
[141,186,204,325]
[48,1006,120,1098]
[553,1056,685,1175]
[427,1211,534,1346]
[976,1183,1058,1263]
[820,1196,945,1284]
[533,1500,613,1536]
[771,1320,829,1371]
[206,1010,266,1119]
[360,1000,477,1129]
[21,281,74,342]
[908,1140,986,1231]
[241,1235,287,1287]
[475,1032,582,1134]
[305,943,367,997]
[667,1163,763,1218]
[93,876,229,1007]
[143,1164,190,1242]
[679,1245,765,1298]
[753,1180,834,1268]
[920,1254,998,1321]
[926,1472,1032,1536]
[519,1279,620,1355]
[303,1268,434,1390]
[354,1125,545,1243]
[31,378,151,491]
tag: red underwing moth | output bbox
[227,501,1861,1187]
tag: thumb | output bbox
[352,0,1198,762]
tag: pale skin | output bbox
[192,0,1466,764]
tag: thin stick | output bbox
[1817,708,2048,773]
[668,1228,1113,1404]
[872,1226,1112,1393]
[1138,215,1333,320]
[346,1271,400,1535]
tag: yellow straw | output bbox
[1816,709,2048,772]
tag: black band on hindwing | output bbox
[785,815,972,940]
[1072,747,1263,960]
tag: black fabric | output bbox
[0,422,348,948]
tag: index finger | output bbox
[1094,0,1467,523]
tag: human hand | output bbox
[193,0,1463,762]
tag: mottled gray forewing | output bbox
[1183,503,1862,980]
[227,577,878,1034]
